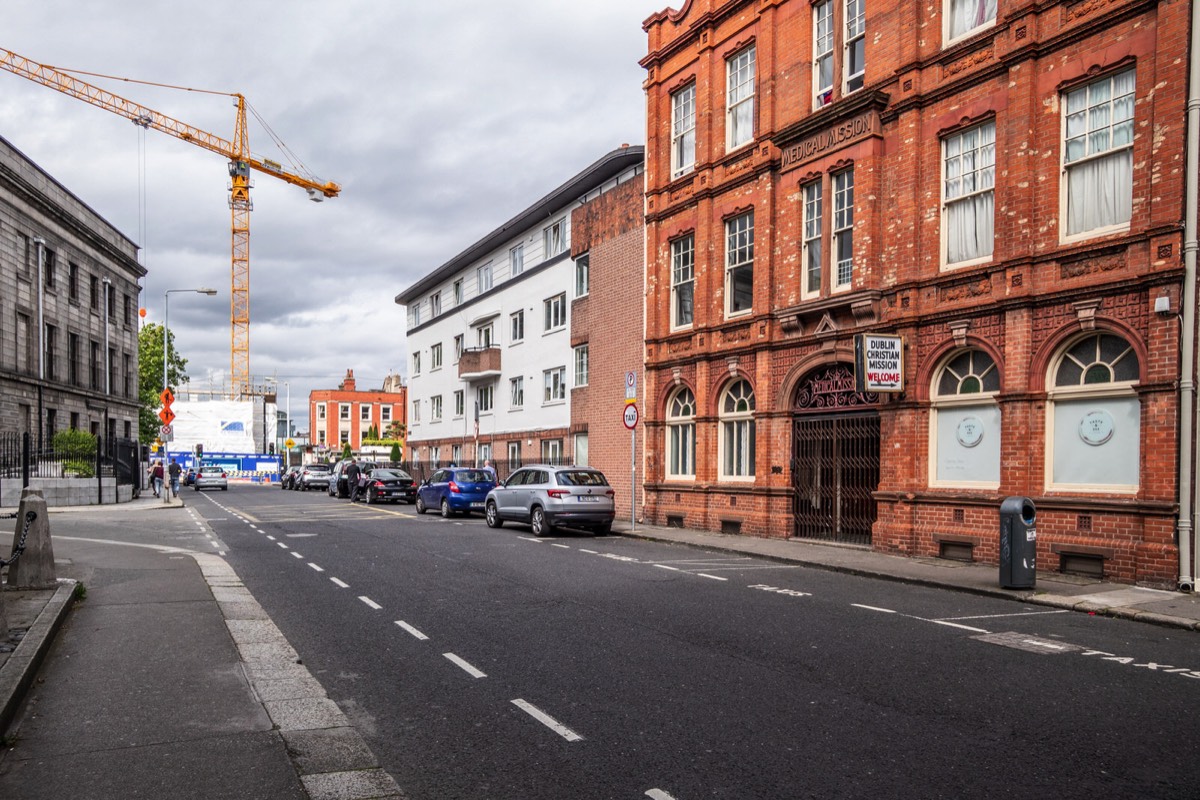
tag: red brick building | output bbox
[571,172,646,521]
[308,370,407,455]
[641,0,1191,586]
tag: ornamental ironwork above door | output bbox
[793,363,879,412]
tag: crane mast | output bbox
[0,47,339,398]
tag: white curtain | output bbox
[950,0,997,39]
[947,193,994,263]
[1067,150,1132,235]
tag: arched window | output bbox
[719,379,756,479]
[930,349,1001,487]
[666,388,696,479]
[1048,332,1140,491]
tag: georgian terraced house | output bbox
[640,0,1198,587]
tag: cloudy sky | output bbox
[1,1,664,426]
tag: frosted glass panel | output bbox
[1052,397,1139,487]
[936,405,1000,484]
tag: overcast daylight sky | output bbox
[0,1,666,424]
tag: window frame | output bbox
[510,376,524,409]
[430,291,442,318]
[544,293,567,332]
[832,168,855,292]
[718,379,757,481]
[725,211,755,317]
[929,349,1002,489]
[454,390,465,418]
[511,244,525,276]
[671,234,695,330]
[1060,68,1135,244]
[574,253,590,298]
[574,344,589,387]
[544,219,567,258]
[543,366,567,404]
[944,0,997,46]
[942,120,997,269]
[802,180,824,300]
[726,46,757,152]
[511,310,525,343]
[430,342,443,370]
[431,394,443,421]
[671,82,697,179]
[477,383,494,414]
[665,387,696,480]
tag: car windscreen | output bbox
[454,470,492,483]
[556,471,609,487]
[307,464,330,472]
[200,467,224,475]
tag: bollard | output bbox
[7,488,55,589]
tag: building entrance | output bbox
[791,364,880,545]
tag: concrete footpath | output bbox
[1,491,1198,799]
[0,493,403,800]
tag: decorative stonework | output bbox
[1060,251,1125,279]
[720,324,752,343]
[943,46,994,79]
[1067,0,1117,21]
[667,337,693,354]
[937,277,992,303]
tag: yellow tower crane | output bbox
[0,46,340,398]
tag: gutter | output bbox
[1179,9,1200,591]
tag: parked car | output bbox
[194,465,229,492]
[485,465,614,536]
[328,459,380,498]
[280,465,301,490]
[297,462,332,492]
[415,467,497,517]
[184,468,197,487]
[359,467,418,504]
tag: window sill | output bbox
[543,326,566,336]
[542,400,566,408]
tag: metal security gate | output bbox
[791,413,880,545]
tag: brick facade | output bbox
[642,0,1189,586]
[571,175,646,521]
[309,369,407,454]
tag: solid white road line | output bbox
[937,610,1070,621]
[359,596,382,610]
[511,699,583,742]
[444,653,486,678]
[395,620,429,640]
[330,577,349,588]
[308,563,325,572]
[931,620,990,633]
[698,573,728,581]
[551,543,570,549]
[852,604,897,613]
[654,564,680,572]
[579,548,598,554]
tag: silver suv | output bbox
[485,465,614,536]
[297,463,331,491]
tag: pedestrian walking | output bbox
[482,459,497,482]
[168,458,182,498]
[151,460,164,498]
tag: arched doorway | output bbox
[791,363,880,545]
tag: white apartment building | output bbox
[395,146,644,475]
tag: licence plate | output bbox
[578,496,600,503]
[470,502,483,508]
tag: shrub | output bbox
[53,429,97,461]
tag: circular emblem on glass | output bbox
[955,416,985,448]
[1079,410,1115,446]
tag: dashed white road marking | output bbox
[291,552,303,559]
[551,543,571,549]
[308,563,325,573]
[277,542,289,549]
[579,548,598,554]
[266,535,276,541]
[395,620,429,640]
[654,564,680,572]
[646,790,679,800]
[330,577,349,588]
[698,573,728,581]
[931,620,990,633]
[511,699,583,742]
[444,653,486,678]
[359,596,382,610]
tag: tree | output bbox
[389,442,402,463]
[342,442,352,460]
[138,323,189,444]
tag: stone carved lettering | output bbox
[781,112,878,172]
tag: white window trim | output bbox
[813,0,834,109]
[510,244,525,277]
[725,212,755,319]
[726,46,756,152]
[801,180,824,300]
[928,395,1001,490]
[1043,384,1140,494]
[942,0,997,47]
[1058,69,1135,246]
[574,254,590,299]
[718,381,756,482]
[832,169,855,293]
[843,0,866,96]
[574,344,589,387]
[543,367,567,405]
[941,121,997,271]
[671,82,697,179]
[511,310,525,344]
[665,388,696,481]
[544,293,567,333]
[454,390,465,418]
[671,234,695,331]
[431,395,443,422]
[510,377,524,410]
[431,342,443,371]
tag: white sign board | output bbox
[159,424,174,442]
[625,370,637,401]
[854,334,904,393]
[623,403,639,430]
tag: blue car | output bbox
[415,467,497,518]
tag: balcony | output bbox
[458,346,502,381]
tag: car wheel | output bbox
[530,506,553,537]
[366,489,375,505]
[221,486,228,491]
[486,501,503,528]
[594,522,612,536]
[441,498,452,519]
[415,496,427,514]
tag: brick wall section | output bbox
[641,0,1191,586]
[309,370,407,452]
[571,176,646,521]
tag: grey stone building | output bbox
[1,134,144,449]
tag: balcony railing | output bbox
[458,346,502,381]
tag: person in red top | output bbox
[150,460,165,498]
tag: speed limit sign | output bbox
[623,403,639,430]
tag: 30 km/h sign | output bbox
[623,403,639,430]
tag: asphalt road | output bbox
[166,486,1199,798]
